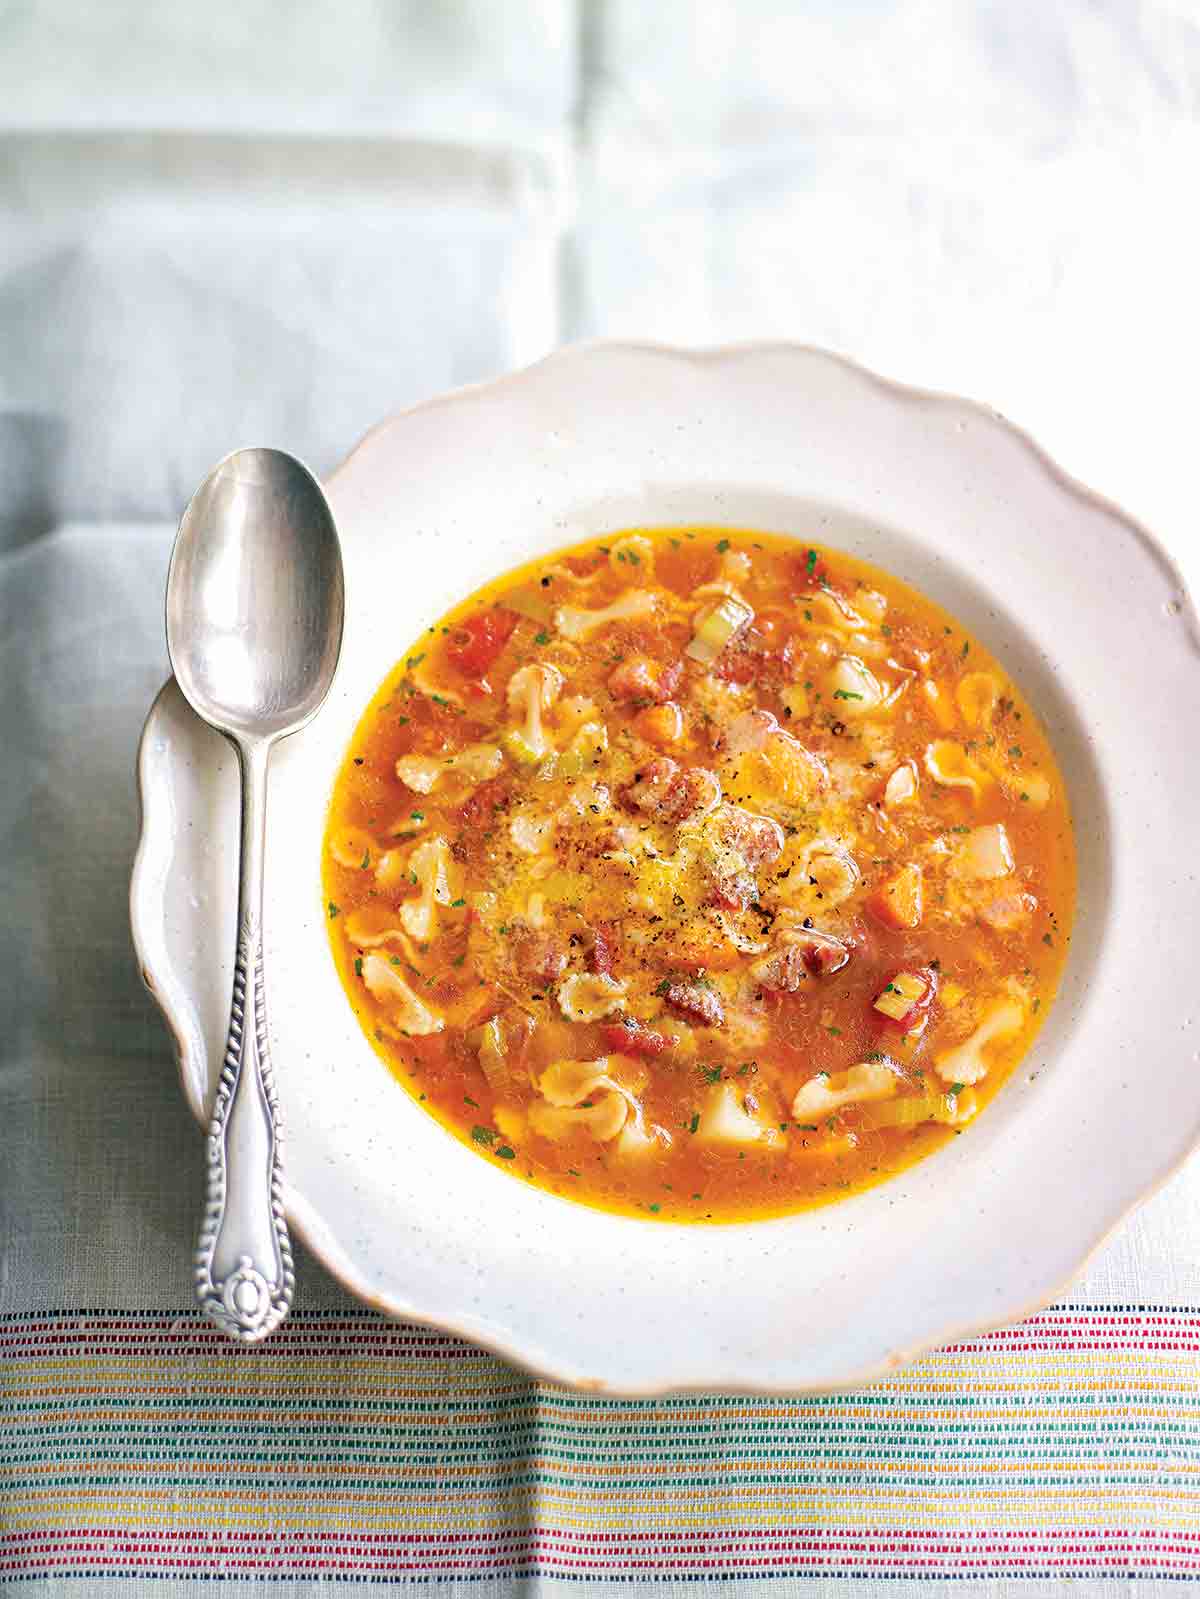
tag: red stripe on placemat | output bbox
[5,1528,1200,1578]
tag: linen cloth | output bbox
[3,2,1200,1593]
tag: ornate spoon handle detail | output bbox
[194,741,294,1342]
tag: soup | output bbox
[323,528,1074,1221]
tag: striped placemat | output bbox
[3,1307,1199,1587]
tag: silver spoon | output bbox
[166,448,344,1342]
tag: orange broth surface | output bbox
[323,527,1075,1221]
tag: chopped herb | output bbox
[496,1145,516,1160]
[327,901,340,919]
[951,824,970,834]
[1032,998,1041,1014]
[431,694,450,707]
[626,549,640,565]
[716,538,730,553]
[654,978,671,996]
[471,1125,496,1146]
[826,1026,842,1037]
[1008,745,1023,759]
[397,715,409,725]
[961,640,970,657]
[697,1064,723,1085]
[648,1203,661,1213]
[463,1095,480,1108]
[534,631,550,645]
[880,624,892,637]
[688,1113,700,1134]
[407,652,426,669]
[451,954,466,967]
[450,897,466,908]
[360,849,371,869]
[390,955,402,966]
[411,810,424,821]
[949,1082,965,1095]
[805,548,818,575]
[804,609,813,621]
[353,957,363,977]
[864,1050,885,1063]
[1020,791,1030,802]
[832,689,864,701]
[1043,932,1054,946]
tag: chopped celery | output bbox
[873,970,928,1021]
[685,595,754,663]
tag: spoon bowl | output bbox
[167,449,344,741]
[166,446,344,1343]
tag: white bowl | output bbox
[131,342,1200,1394]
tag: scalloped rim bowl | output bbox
[131,342,1200,1394]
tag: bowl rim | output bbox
[131,338,1200,1393]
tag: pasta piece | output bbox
[360,953,443,1036]
[609,534,655,574]
[924,740,990,800]
[328,826,375,869]
[882,760,918,808]
[694,1082,784,1147]
[615,1117,673,1157]
[343,904,423,956]
[529,1094,628,1142]
[398,835,454,940]
[554,589,658,640]
[956,672,1002,728]
[690,546,753,597]
[505,664,565,763]
[509,811,556,854]
[557,972,628,1021]
[829,655,885,714]
[395,742,504,794]
[922,678,957,731]
[792,1060,899,1119]
[531,1056,644,1144]
[797,588,867,633]
[933,998,1025,1085]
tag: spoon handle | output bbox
[194,739,295,1342]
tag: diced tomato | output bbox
[446,609,518,680]
[868,863,924,929]
[872,966,938,1030]
[603,1019,672,1057]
